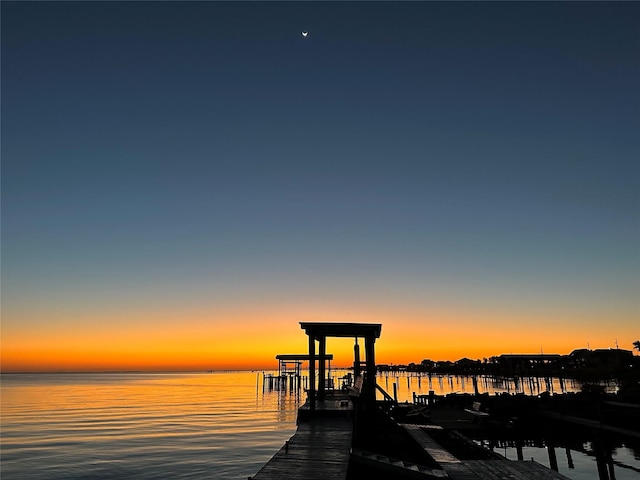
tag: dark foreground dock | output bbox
[252,406,571,480]
[402,424,569,480]
[251,416,352,480]
[252,322,575,479]
[250,322,580,480]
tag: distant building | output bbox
[455,358,481,373]
[497,354,562,375]
[567,348,634,375]
[590,349,634,370]
[568,348,591,365]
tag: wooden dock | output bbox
[297,392,353,421]
[251,416,352,480]
[402,424,571,480]
[252,405,571,480]
[254,323,576,479]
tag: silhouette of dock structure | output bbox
[251,322,572,480]
[263,354,334,392]
[253,322,379,480]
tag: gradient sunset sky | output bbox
[2,1,639,372]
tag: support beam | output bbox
[364,335,376,406]
[318,336,326,400]
[354,338,361,377]
[308,334,316,412]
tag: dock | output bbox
[402,424,570,480]
[251,416,352,480]
[251,322,574,480]
[297,389,354,420]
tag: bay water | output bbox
[1,372,299,479]
[2,371,638,479]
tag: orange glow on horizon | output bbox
[2,304,637,372]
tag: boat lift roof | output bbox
[276,354,334,361]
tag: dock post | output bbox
[593,433,612,480]
[308,333,316,412]
[545,428,559,472]
[565,447,574,469]
[318,335,326,400]
[364,333,377,414]
[516,439,524,461]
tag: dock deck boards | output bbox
[402,424,571,480]
[251,417,352,480]
[253,395,575,479]
[298,397,353,413]
[465,460,573,480]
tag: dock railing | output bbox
[376,382,397,410]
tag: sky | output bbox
[2,1,639,372]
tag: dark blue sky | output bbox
[2,1,639,366]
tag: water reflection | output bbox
[375,372,585,401]
[479,439,640,480]
[1,372,300,479]
[262,369,589,401]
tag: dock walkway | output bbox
[251,416,352,480]
[402,424,571,480]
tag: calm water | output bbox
[2,372,638,479]
[1,372,299,479]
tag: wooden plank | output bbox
[402,424,571,480]
[350,448,448,478]
[402,424,484,480]
[402,424,462,464]
[464,460,571,480]
[251,417,352,480]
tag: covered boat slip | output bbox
[275,354,334,377]
[268,353,336,392]
[300,322,381,414]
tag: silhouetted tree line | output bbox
[378,345,639,380]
